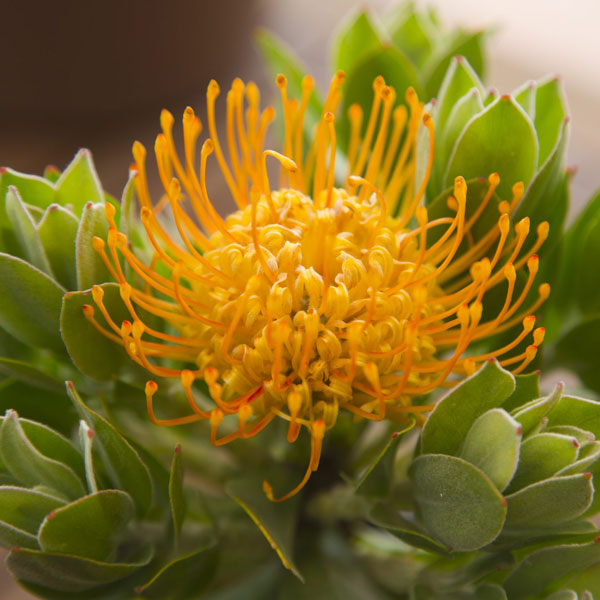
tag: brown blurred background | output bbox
[1,0,598,596]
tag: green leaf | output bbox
[552,189,600,313]
[0,486,65,535]
[226,476,302,580]
[502,372,541,412]
[79,420,98,494]
[439,87,484,175]
[60,283,132,380]
[38,204,79,290]
[503,542,600,600]
[6,545,153,593]
[547,425,595,446]
[66,382,153,517]
[534,77,567,166]
[0,520,39,550]
[0,414,85,481]
[511,383,563,436]
[547,395,600,439]
[409,454,506,551]
[513,80,536,120]
[460,408,521,491]
[54,150,103,217]
[332,9,381,74]
[421,359,515,455]
[368,502,450,555]
[513,120,569,253]
[545,592,578,600]
[169,445,185,544]
[75,202,111,290]
[0,168,55,253]
[354,420,415,498]
[445,95,538,198]
[388,6,436,68]
[38,490,135,561]
[505,473,594,528]
[507,433,579,491]
[5,186,52,274]
[135,539,218,599]
[424,31,487,98]
[475,584,507,600]
[556,321,600,393]
[434,55,485,146]
[0,357,63,392]
[557,442,600,476]
[0,410,85,500]
[0,253,66,352]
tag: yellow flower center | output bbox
[83,72,548,502]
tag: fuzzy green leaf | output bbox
[410,454,506,551]
[38,490,135,561]
[75,202,111,290]
[505,473,594,528]
[0,253,66,352]
[502,372,541,412]
[226,476,302,580]
[0,168,55,253]
[38,204,79,290]
[388,7,435,68]
[514,80,536,119]
[6,545,153,593]
[66,382,153,517]
[547,395,600,439]
[445,95,538,198]
[507,433,579,491]
[54,150,103,217]
[460,408,521,491]
[0,414,85,481]
[421,360,515,455]
[0,410,84,500]
[503,542,600,599]
[5,186,52,274]
[0,357,63,392]
[0,486,65,536]
[534,77,568,166]
[60,283,132,380]
[511,383,563,436]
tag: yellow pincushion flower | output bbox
[84,72,548,501]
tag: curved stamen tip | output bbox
[82,304,94,319]
[276,74,287,88]
[324,111,335,123]
[160,109,174,130]
[91,285,104,303]
[208,80,220,98]
[132,141,146,162]
[145,381,158,396]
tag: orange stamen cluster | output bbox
[84,72,548,502]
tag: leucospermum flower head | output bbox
[84,72,549,501]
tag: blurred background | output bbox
[0,0,598,597]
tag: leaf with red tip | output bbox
[38,490,135,561]
[54,149,103,217]
[505,473,594,529]
[65,383,152,517]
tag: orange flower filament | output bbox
[83,72,548,501]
